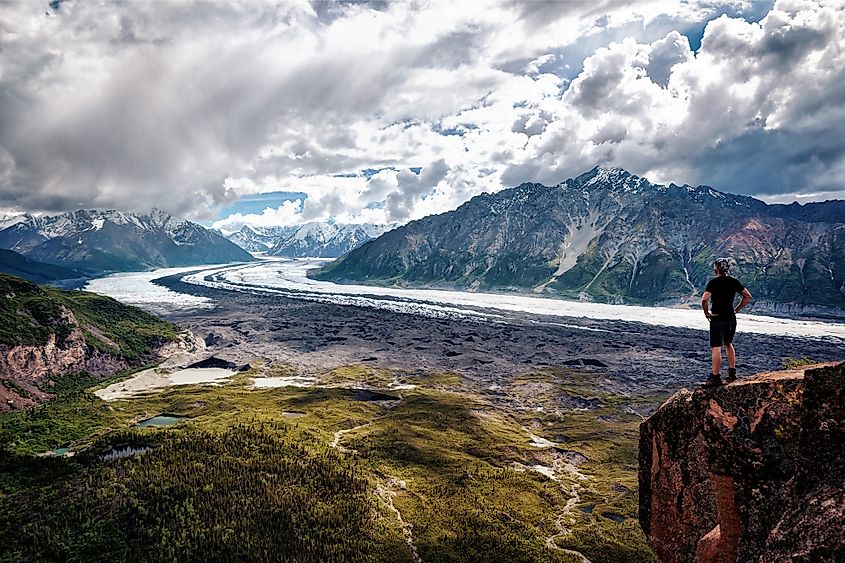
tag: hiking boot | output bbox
[703,373,722,387]
[724,368,737,383]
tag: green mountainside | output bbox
[1,274,182,409]
[0,274,179,356]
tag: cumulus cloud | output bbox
[384,160,450,221]
[502,0,845,196]
[212,199,304,234]
[645,30,693,86]
[0,0,843,229]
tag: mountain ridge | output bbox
[0,209,254,273]
[314,167,845,311]
[225,222,389,257]
[0,249,82,284]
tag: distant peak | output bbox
[594,165,630,175]
[574,165,630,182]
[572,166,649,193]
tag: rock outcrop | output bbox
[0,326,200,411]
[639,362,845,562]
[1,273,200,411]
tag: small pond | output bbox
[135,415,189,428]
[355,389,400,402]
[601,512,627,522]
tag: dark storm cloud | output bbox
[685,128,845,197]
[0,1,463,216]
[513,0,641,30]
[0,1,322,215]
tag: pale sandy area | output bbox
[94,336,239,400]
[95,366,238,400]
[251,375,319,388]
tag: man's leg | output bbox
[711,346,722,375]
[705,322,724,386]
[724,320,738,383]
[725,343,736,369]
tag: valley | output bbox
[5,259,841,560]
[5,1,845,560]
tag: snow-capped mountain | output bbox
[226,225,299,252]
[0,209,254,272]
[269,223,388,258]
[0,213,26,230]
[224,222,389,257]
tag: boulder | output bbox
[638,362,845,562]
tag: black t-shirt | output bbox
[705,276,745,319]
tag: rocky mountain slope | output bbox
[0,209,253,272]
[315,167,845,311]
[269,222,387,258]
[225,222,388,257]
[225,225,297,252]
[0,274,197,411]
[639,362,844,562]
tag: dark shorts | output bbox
[709,318,737,347]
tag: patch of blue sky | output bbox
[362,168,386,178]
[436,127,465,136]
[685,1,773,52]
[335,167,421,178]
[433,121,478,137]
[203,191,306,225]
[333,167,398,178]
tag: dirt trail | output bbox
[328,400,421,561]
[329,400,399,453]
[543,453,593,563]
[330,421,371,454]
[377,478,422,563]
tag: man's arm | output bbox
[735,288,752,314]
[701,291,716,318]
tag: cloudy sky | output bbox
[1,0,844,231]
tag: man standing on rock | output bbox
[701,258,752,387]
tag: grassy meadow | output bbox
[0,363,656,562]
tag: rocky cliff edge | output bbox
[639,362,844,562]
